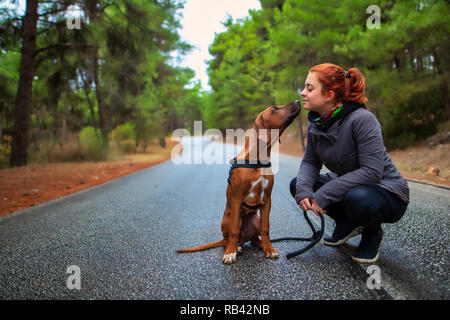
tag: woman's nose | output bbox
[300,88,307,97]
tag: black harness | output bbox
[227,157,272,211]
[227,157,271,185]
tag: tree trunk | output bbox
[0,112,3,144]
[433,49,450,120]
[80,70,99,135]
[10,0,39,167]
[59,112,67,150]
[297,115,305,153]
[92,49,108,142]
[294,78,305,153]
[85,0,108,143]
[143,139,148,153]
[159,136,166,148]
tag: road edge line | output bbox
[0,159,172,223]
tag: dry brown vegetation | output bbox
[0,138,180,217]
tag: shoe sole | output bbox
[323,226,364,246]
[351,231,386,263]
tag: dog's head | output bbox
[254,100,301,142]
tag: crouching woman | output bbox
[290,63,409,263]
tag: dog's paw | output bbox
[237,245,243,255]
[264,248,279,260]
[222,252,237,264]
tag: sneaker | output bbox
[323,220,364,246]
[352,229,385,263]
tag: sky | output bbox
[8,0,261,91]
[176,0,261,91]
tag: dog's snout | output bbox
[291,100,301,113]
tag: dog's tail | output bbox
[176,239,226,253]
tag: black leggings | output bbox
[290,177,408,234]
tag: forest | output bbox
[0,0,449,168]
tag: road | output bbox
[0,137,448,299]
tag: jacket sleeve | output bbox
[313,113,385,209]
[295,123,322,204]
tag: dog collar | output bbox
[229,157,272,168]
[227,157,271,185]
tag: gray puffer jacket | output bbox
[295,107,409,209]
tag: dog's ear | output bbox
[254,113,265,133]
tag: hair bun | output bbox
[344,70,350,79]
[309,63,368,104]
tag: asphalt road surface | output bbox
[0,137,448,299]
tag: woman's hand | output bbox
[298,197,327,216]
[298,198,313,211]
[311,198,327,216]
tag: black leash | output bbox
[272,210,325,259]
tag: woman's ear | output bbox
[325,90,336,102]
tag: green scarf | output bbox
[311,103,343,129]
[307,101,366,131]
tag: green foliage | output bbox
[379,80,444,149]
[110,123,136,142]
[79,126,108,161]
[110,122,137,154]
[0,0,199,166]
[205,0,450,148]
[1,0,449,161]
[0,50,20,131]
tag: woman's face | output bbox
[300,72,335,114]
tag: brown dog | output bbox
[176,101,300,264]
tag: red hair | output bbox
[309,63,368,104]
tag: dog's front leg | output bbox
[259,198,279,259]
[223,198,241,264]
